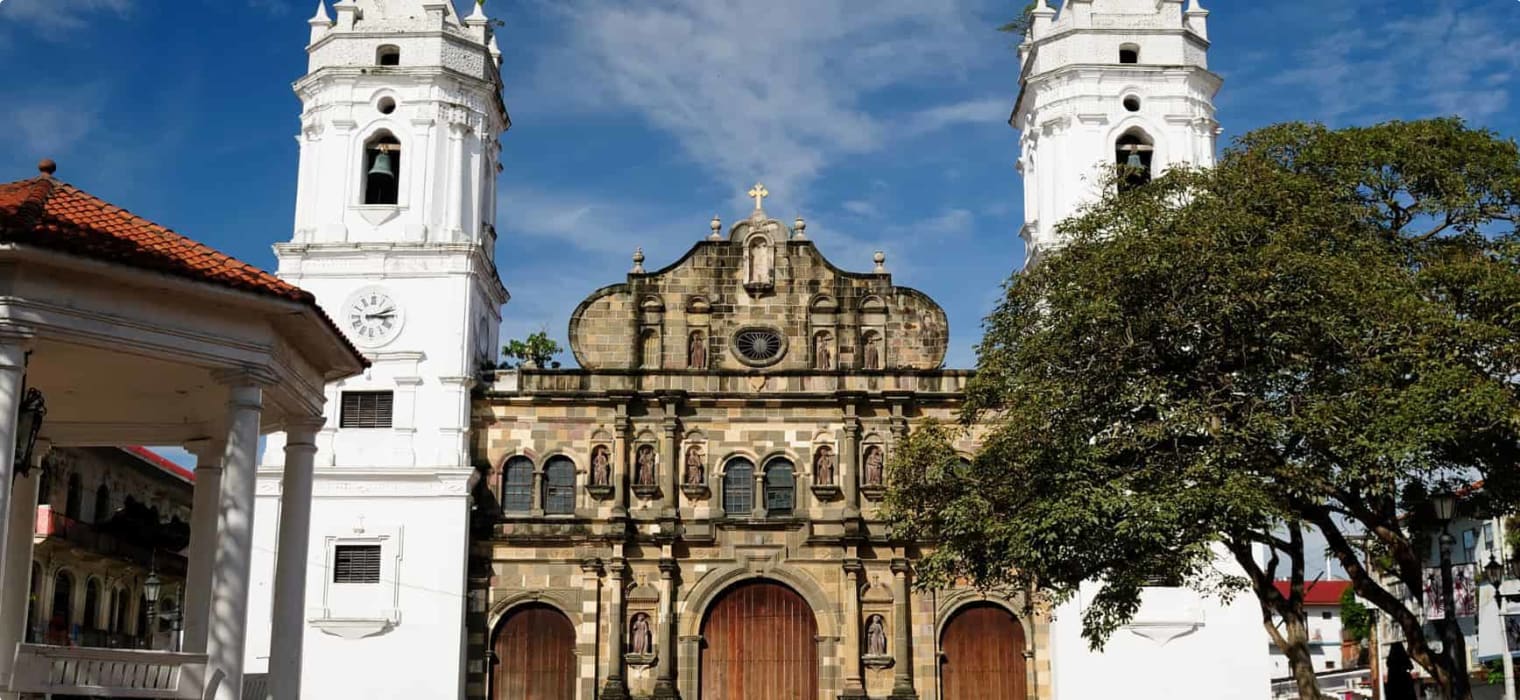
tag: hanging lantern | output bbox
[14,387,45,477]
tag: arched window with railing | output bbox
[542,457,576,515]
[502,457,534,513]
[722,458,754,515]
[764,459,795,517]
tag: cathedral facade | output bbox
[465,203,1045,700]
[244,1,1270,699]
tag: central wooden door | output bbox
[940,604,1026,700]
[493,604,575,700]
[701,580,817,700]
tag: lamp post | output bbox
[1485,556,1515,700]
[1433,492,1473,700]
[13,387,46,476]
[143,571,161,651]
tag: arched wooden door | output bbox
[701,580,817,700]
[492,604,575,700]
[940,604,1026,700]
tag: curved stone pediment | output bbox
[567,212,949,372]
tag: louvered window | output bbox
[723,459,754,515]
[764,460,795,517]
[502,457,533,513]
[333,545,381,584]
[340,391,393,429]
[543,457,576,515]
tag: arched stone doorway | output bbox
[940,604,1027,700]
[700,580,817,700]
[491,604,575,700]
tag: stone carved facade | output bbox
[468,204,1051,700]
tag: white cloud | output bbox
[1236,0,1520,123]
[1,0,130,35]
[1,88,105,156]
[528,0,989,203]
[904,97,1010,136]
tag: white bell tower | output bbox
[245,1,509,698]
[1013,0,1220,261]
[1014,4,1272,699]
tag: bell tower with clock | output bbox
[244,1,509,698]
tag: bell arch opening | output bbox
[1115,128,1155,192]
[362,131,401,205]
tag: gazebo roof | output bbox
[0,163,364,365]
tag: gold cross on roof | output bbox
[747,183,769,210]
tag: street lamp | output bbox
[1486,556,1517,700]
[143,571,161,650]
[1433,491,1472,700]
[13,387,46,476]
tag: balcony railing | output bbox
[34,507,186,577]
[10,644,206,698]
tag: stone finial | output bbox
[333,0,358,31]
[632,248,646,274]
[309,0,333,42]
[708,216,722,241]
[1184,0,1209,39]
[37,159,57,176]
[793,216,807,241]
[1030,0,1056,39]
[464,0,489,40]
[873,251,886,274]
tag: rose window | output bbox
[733,328,785,366]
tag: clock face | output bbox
[344,288,404,347]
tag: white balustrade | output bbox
[10,644,208,698]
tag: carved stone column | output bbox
[841,416,862,518]
[652,557,680,699]
[888,559,917,700]
[603,558,630,700]
[840,559,868,700]
[661,416,680,517]
[613,403,632,517]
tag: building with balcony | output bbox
[23,447,192,651]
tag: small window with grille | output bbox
[764,460,795,516]
[723,459,754,515]
[340,391,393,429]
[333,545,381,584]
[502,457,533,513]
[543,457,576,515]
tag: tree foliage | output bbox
[997,2,1040,37]
[501,331,564,369]
[886,118,1520,699]
[1341,587,1372,644]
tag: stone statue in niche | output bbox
[814,332,833,370]
[814,446,835,485]
[861,332,882,370]
[688,331,707,369]
[747,237,772,285]
[864,445,884,486]
[591,445,611,486]
[630,613,653,655]
[684,445,705,485]
[866,615,888,655]
[635,445,657,486]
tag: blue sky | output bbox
[2,0,1518,373]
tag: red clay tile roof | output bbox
[123,446,195,484]
[1274,579,1353,607]
[0,168,365,364]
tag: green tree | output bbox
[1341,587,1371,646]
[886,118,1520,700]
[501,331,564,369]
[997,2,1040,37]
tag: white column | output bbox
[206,382,263,700]
[0,341,29,597]
[0,441,46,699]
[181,438,225,655]
[268,418,322,700]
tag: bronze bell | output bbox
[1126,152,1144,169]
[368,151,395,179]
